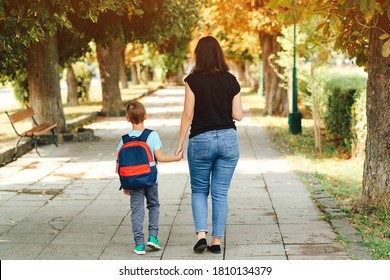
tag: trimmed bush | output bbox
[323,72,367,151]
[73,62,92,101]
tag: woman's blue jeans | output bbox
[187,128,239,238]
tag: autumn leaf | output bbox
[382,38,390,57]
[379,33,390,40]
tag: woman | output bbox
[175,36,244,254]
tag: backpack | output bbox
[116,129,157,190]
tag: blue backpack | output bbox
[116,129,157,190]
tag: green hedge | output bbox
[297,67,367,154]
[323,72,367,150]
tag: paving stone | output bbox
[283,232,337,244]
[163,245,224,260]
[0,243,46,260]
[0,232,58,244]
[37,244,106,260]
[285,244,348,256]
[279,222,334,234]
[225,244,286,259]
[288,255,350,260]
[99,242,161,260]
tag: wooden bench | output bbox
[5,106,58,159]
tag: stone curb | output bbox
[306,175,372,260]
[0,138,34,167]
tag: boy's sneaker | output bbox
[147,236,161,250]
[134,244,146,255]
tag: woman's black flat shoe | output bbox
[193,238,207,252]
[207,245,221,254]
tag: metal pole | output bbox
[288,3,302,134]
[258,59,263,96]
[292,23,298,113]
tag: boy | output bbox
[117,101,183,255]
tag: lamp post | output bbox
[288,11,302,134]
[258,59,264,96]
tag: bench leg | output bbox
[12,136,23,160]
[32,137,41,157]
[50,128,58,147]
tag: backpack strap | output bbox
[121,129,153,145]
[139,129,157,164]
[138,129,153,142]
[122,134,131,144]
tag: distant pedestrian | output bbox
[175,36,243,254]
[117,101,183,255]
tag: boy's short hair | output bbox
[126,101,146,124]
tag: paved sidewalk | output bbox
[0,87,350,260]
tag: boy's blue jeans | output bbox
[129,183,159,246]
[187,128,240,238]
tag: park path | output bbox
[0,87,350,260]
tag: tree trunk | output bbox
[96,39,123,116]
[66,64,78,106]
[166,64,184,85]
[362,12,390,205]
[119,45,128,89]
[259,31,289,116]
[131,63,140,85]
[27,34,66,132]
[246,60,257,90]
[311,65,322,155]
[236,61,248,86]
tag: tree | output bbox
[0,0,133,129]
[362,10,390,206]
[57,27,92,106]
[205,0,289,116]
[0,0,73,132]
[68,2,137,116]
[69,0,200,115]
[273,0,390,207]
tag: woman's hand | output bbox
[174,149,184,161]
[175,145,184,156]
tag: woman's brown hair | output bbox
[191,36,229,74]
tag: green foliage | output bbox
[158,35,193,81]
[72,62,93,101]
[0,0,139,80]
[276,18,334,101]
[297,66,328,116]
[350,205,390,260]
[127,0,200,44]
[296,66,368,155]
[271,0,390,64]
[323,72,367,150]
[11,70,29,104]
[0,0,72,76]
[131,41,188,82]
[57,27,92,66]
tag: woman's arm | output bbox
[175,83,195,155]
[232,92,244,121]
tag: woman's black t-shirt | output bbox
[184,71,241,139]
